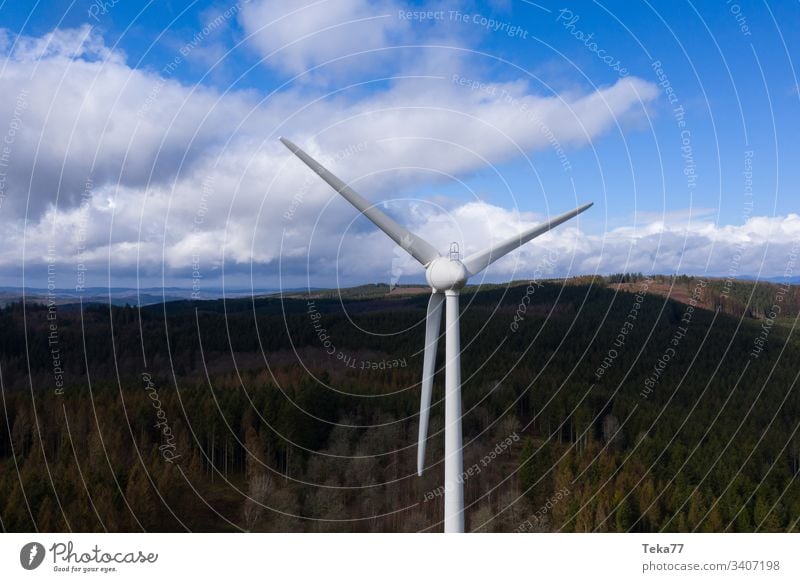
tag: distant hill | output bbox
[603,274,800,321]
[7,274,796,318]
[0,286,310,307]
[284,283,430,300]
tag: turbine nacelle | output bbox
[425,256,469,292]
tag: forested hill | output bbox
[604,274,800,321]
[0,278,798,532]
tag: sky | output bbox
[0,0,798,292]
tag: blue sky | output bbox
[0,0,798,290]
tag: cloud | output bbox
[0,24,263,218]
[0,23,680,289]
[12,179,799,289]
[324,203,800,286]
[7,24,123,63]
[468,205,800,281]
[239,0,410,78]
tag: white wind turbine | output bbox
[280,137,592,532]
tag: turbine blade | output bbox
[462,202,593,276]
[418,292,444,476]
[280,137,440,266]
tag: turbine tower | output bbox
[280,137,592,532]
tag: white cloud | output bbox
[15,180,797,289]
[239,0,410,78]
[0,22,656,288]
[0,24,264,218]
[323,203,800,285]
[434,205,787,283]
[8,24,123,63]
[13,23,774,290]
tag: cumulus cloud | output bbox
[239,0,411,78]
[0,20,668,287]
[5,22,788,291]
[8,24,123,63]
[0,24,265,218]
[322,203,800,286]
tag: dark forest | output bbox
[1,275,798,532]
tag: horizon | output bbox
[3,271,797,300]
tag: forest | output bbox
[0,275,798,532]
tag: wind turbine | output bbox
[280,137,592,532]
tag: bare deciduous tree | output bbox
[243,472,272,531]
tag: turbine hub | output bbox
[426,256,468,291]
